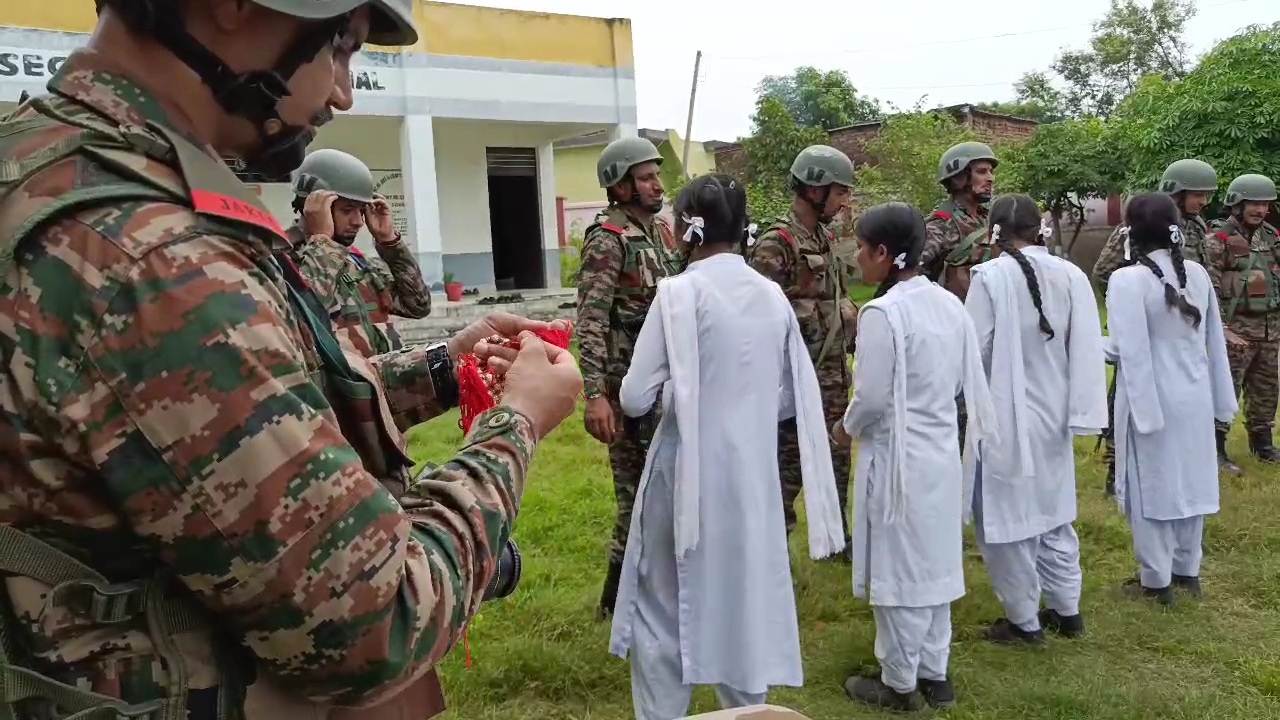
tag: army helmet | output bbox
[292,149,377,204]
[251,0,418,46]
[1224,173,1278,207]
[937,141,999,184]
[1159,159,1218,195]
[597,136,664,189]
[790,145,854,188]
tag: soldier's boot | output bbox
[597,558,623,620]
[1217,428,1243,476]
[1247,430,1280,463]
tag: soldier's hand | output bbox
[302,190,337,238]
[499,332,583,440]
[584,397,618,445]
[367,194,398,244]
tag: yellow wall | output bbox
[1,2,634,69]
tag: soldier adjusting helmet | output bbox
[1224,173,1278,207]
[1159,159,1218,195]
[789,145,855,188]
[937,141,999,184]
[597,136,664,189]
[292,149,377,205]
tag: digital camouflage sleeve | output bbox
[575,227,625,397]
[6,214,532,707]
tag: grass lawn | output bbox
[408,285,1280,719]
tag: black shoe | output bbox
[1248,430,1280,463]
[1217,428,1243,476]
[1172,574,1203,598]
[1122,577,1175,606]
[1038,609,1085,638]
[918,678,956,708]
[983,618,1046,646]
[843,676,925,713]
[597,559,623,620]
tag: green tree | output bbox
[852,108,977,213]
[997,118,1127,254]
[756,66,883,130]
[1110,22,1280,201]
[739,95,828,221]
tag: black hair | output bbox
[1126,192,1202,328]
[854,202,926,299]
[988,194,1054,340]
[672,174,749,248]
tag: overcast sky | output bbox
[452,0,1276,142]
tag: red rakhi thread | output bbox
[457,324,574,434]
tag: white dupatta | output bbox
[660,278,846,560]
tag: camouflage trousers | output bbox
[779,358,852,539]
[607,398,659,565]
[1221,334,1280,434]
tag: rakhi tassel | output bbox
[456,324,574,434]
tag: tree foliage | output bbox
[1110,21,1280,197]
[739,95,827,220]
[851,109,977,213]
[756,66,883,130]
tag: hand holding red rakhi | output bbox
[457,321,575,434]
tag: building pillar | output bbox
[400,114,444,288]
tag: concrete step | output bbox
[397,291,577,345]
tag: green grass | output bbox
[409,286,1280,720]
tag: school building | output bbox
[0,2,639,291]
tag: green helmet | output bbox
[1158,159,1218,195]
[789,145,854,188]
[1224,173,1278,206]
[597,136,664,188]
[292,149,376,204]
[937,141,999,184]
[252,0,417,46]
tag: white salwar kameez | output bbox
[609,253,845,720]
[963,247,1108,631]
[842,275,996,694]
[1106,250,1237,589]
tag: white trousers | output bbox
[628,467,766,720]
[872,604,951,694]
[1124,471,1205,589]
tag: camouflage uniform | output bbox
[1204,215,1280,443]
[748,211,854,539]
[0,52,531,720]
[286,224,432,356]
[577,206,681,566]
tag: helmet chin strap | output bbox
[118,1,348,180]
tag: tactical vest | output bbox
[0,98,432,719]
[586,213,682,337]
[935,203,996,299]
[765,220,846,364]
[1216,224,1280,319]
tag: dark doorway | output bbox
[486,147,545,290]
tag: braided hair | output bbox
[1126,192,1202,328]
[673,173,750,249]
[854,202,926,299]
[988,194,1054,340]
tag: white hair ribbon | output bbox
[1169,224,1183,246]
[745,222,759,247]
[892,252,907,269]
[1121,226,1132,261]
[681,215,705,244]
[991,223,1002,243]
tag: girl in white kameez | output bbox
[964,194,1109,646]
[832,202,996,713]
[609,174,846,720]
[1107,192,1237,606]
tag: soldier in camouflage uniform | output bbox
[0,2,584,719]
[920,142,999,449]
[1203,173,1280,463]
[577,136,684,618]
[1092,159,1232,491]
[285,148,432,358]
[747,145,859,555]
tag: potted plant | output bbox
[443,272,465,302]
